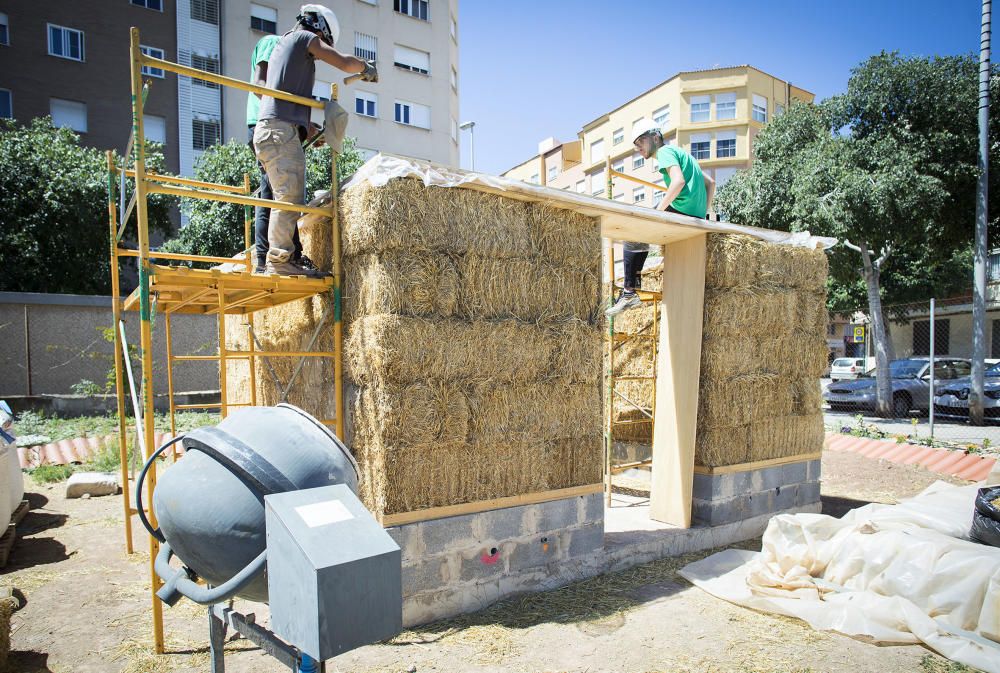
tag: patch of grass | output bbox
[919,654,977,673]
[13,410,219,445]
[27,464,76,483]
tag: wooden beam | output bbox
[649,234,707,527]
[381,483,604,527]
[693,452,822,476]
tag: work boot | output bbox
[605,290,642,317]
[265,259,331,279]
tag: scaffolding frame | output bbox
[603,157,666,505]
[108,27,346,654]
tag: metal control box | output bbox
[264,484,402,661]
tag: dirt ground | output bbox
[1,451,982,673]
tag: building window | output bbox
[653,104,669,128]
[591,170,605,196]
[140,46,165,78]
[612,128,624,146]
[144,115,167,144]
[191,0,220,25]
[191,55,220,89]
[632,153,644,170]
[131,0,163,9]
[716,131,736,158]
[989,250,1000,281]
[590,138,604,164]
[913,319,950,356]
[752,94,768,123]
[312,80,331,102]
[394,45,430,75]
[776,103,785,117]
[450,15,457,41]
[992,320,1000,357]
[527,173,539,185]
[547,165,558,181]
[192,118,220,150]
[451,117,458,142]
[250,4,278,34]
[355,32,377,62]
[612,159,624,174]
[394,0,429,21]
[690,134,711,160]
[690,95,710,123]
[0,89,11,119]
[0,13,9,45]
[48,24,84,61]
[450,67,457,91]
[356,91,377,118]
[612,192,624,201]
[576,180,585,193]
[358,0,376,4]
[394,100,430,128]
[50,98,87,132]
[633,186,646,203]
[652,190,664,208]
[715,92,736,120]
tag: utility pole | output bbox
[971,0,992,425]
[460,121,476,171]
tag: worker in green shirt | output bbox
[606,118,715,316]
[247,33,311,274]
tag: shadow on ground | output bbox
[821,494,873,519]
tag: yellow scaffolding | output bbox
[603,158,665,505]
[108,27,346,653]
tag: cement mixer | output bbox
[137,404,401,672]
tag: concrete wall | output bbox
[889,305,1000,359]
[0,292,218,397]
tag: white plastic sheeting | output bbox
[341,153,838,251]
[680,482,1000,672]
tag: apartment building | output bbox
[220,0,460,168]
[0,0,460,181]
[0,1,181,173]
[504,65,813,211]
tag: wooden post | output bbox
[649,234,706,527]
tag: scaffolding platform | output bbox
[121,265,332,315]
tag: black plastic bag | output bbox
[970,486,1000,547]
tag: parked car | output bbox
[823,357,971,417]
[830,357,867,381]
[933,361,1000,421]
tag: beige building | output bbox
[214,0,459,169]
[504,65,813,211]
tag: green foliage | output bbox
[70,379,103,396]
[28,464,76,484]
[717,52,1000,311]
[162,136,365,259]
[0,118,173,294]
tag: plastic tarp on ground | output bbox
[680,482,1000,672]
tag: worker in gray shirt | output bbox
[253,4,377,277]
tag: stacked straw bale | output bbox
[229,178,604,519]
[610,234,829,466]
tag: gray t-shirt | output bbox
[258,30,316,129]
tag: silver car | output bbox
[933,361,1000,421]
[823,358,972,417]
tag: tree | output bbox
[717,52,1000,417]
[161,136,365,259]
[0,118,173,294]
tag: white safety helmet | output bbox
[299,4,340,46]
[630,118,660,145]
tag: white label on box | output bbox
[295,499,354,528]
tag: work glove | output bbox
[361,61,379,83]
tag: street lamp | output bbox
[459,120,476,171]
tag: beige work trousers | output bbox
[253,118,304,264]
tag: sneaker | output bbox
[265,259,331,279]
[296,254,319,271]
[605,291,642,317]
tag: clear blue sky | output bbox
[457,0,986,175]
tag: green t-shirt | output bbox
[656,144,707,218]
[246,35,281,127]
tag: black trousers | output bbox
[623,205,688,290]
[248,126,301,266]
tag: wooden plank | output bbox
[381,483,604,527]
[649,234,706,527]
[693,452,823,476]
[0,523,15,569]
[10,500,28,527]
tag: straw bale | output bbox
[696,425,751,467]
[0,596,12,668]
[346,315,601,385]
[344,252,460,319]
[699,333,830,379]
[790,377,824,416]
[354,435,602,515]
[705,234,828,291]
[698,373,794,428]
[749,414,825,461]
[530,203,602,268]
[352,382,471,448]
[467,383,603,441]
[702,288,801,338]
[611,408,654,443]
